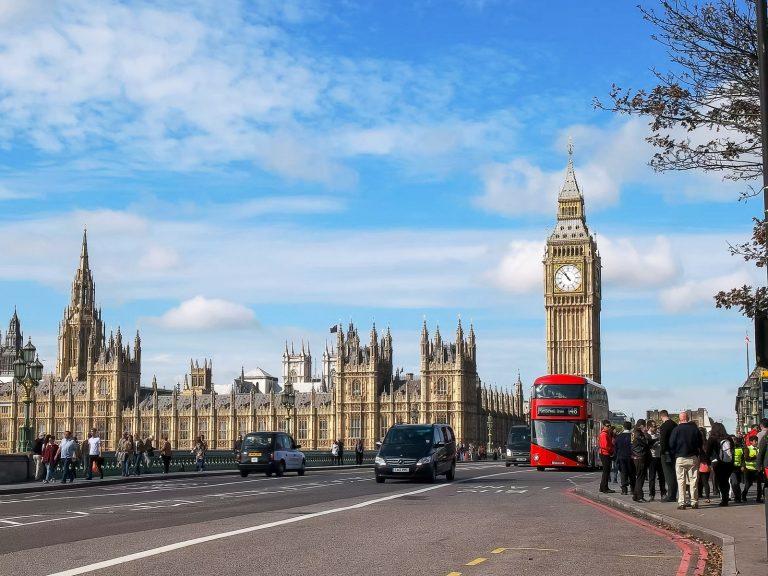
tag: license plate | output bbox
[392,467,409,473]
[248,452,261,457]
[250,457,259,463]
[516,458,527,462]
[552,461,564,465]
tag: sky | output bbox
[0,0,760,431]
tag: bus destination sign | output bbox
[537,406,580,417]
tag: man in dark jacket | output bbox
[613,421,635,495]
[631,419,655,502]
[668,411,703,509]
[658,410,677,502]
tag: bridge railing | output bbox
[74,450,375,476]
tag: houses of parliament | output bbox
[0,149,601,453]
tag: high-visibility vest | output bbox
[744,445,758,471]
[734,446,743,467]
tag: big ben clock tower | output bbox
[544,144,601,382]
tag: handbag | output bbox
[698,462,710,474]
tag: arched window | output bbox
[436,377,447,396]
[99,378,108,397]
[351,380,361,397]
[289,369,297,384]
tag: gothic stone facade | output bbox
[0,233,524,452]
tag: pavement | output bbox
[574,481,767,576]
[0,463,367,495]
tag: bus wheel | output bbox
[536,466,545,471]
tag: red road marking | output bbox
[568,490,708,576]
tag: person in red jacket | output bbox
[599,419,615,493]
[41,435,58,484]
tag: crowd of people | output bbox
[598,411,768,509]
[30,428,182,483]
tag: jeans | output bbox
[599,454,612,491]
[33,454,44,480]
[661,453,677,500]
[87,454,103,479]
[730,467,743,502]
[675,455,699,506]
[84,453,92,479]
[161,455,171,474]
[135,453,143,475]
[44,462,55,482]
[648,457,665,497]
[59,458,74,482]
[714,462,734,504]
[122,454,132,476]
[633,458,647,500]
[618,458,635,493]
[196,458,205,472]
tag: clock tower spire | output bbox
[543,145,602,382]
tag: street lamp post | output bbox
[486,414,493,454]
[410,404,418,424]
[281,381,296,436]
[14,339,43,453]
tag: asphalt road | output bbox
[0,463,694,576]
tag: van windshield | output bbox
[243,434,273,449]
[385,426,432,445]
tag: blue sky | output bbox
[0,0,759,430]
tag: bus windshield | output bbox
[534,384,585,399]
[506,427,530,449]
[532,420,587,452]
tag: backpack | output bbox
[136,438,145,453]
[718,439,733,463]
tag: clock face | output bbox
[555,264,582,292]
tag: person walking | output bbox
[134,435,145,476]
[669,411,703,509]
[192,435,207,472]
[42,435,58,483]
[338,439,345,465]
[32,433,45,481]
[697,427,711,503]
[160,434,172,474]
[54,430,77,484]
[86,428,103,480]
[144,436,154,472]
[233,435,243,460]
[742,435,762,502]
[614,421,635,496]
[730,435,744,503]
[598,419,615,493]
[331,440,339,465]
[647,420,665,501]
[705,422,735,506]
[658,410,678,502]
[355,439,364,465]
[119,432,134,477]
[631,419,655,502]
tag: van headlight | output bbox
[577,455,585,463]
[506,449,512,457]
[374,456,386,466]
[417,455,433,465]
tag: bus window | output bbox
[534,384,585,399]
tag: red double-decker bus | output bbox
[530,374,609,470]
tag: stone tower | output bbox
[419,320,479,442]
[283,341,312,384]
[543,145,602,382]
[56,229,104,381]
[333,322,393,446]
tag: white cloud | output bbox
[0,183,35,200]
[600,235,681,288]
[488,240,544,293]
[139,246,182,271]
[156,296,257,330]
[659,271,753,313]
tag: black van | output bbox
[373,423,457,483]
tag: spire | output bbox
[559,139,581,200]
[79,227,90,273]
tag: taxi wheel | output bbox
[428,464,437,483]
[506,462,511,467]
[298,461,306,476]
[240,470,249,478]
[265,471,272,477]
[536,466,545,471]
[276,461,285,477]
[446,461,456,482]
[375,474,385,483]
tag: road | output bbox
[0,463,697,576]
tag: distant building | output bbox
[608,411,630,427]
[735,366,765,434]
[646,408,713,434]
[0,232,526,452]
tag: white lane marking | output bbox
[0,511,89,529]
[90,499,203,511]
[47,469,527,576]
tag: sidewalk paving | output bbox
[0,464,370,496]
[574,483,767,576]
